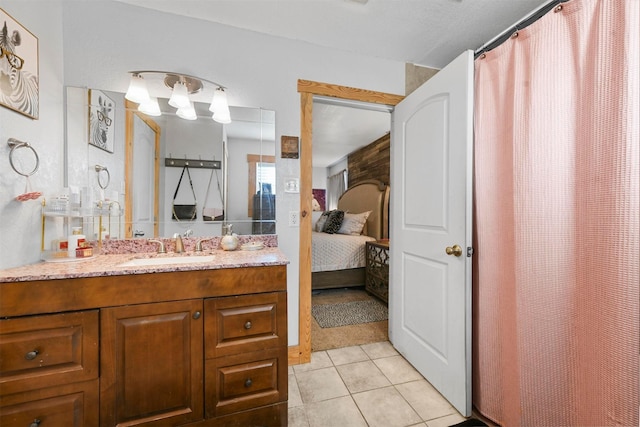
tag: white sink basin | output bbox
[118,255,215,267]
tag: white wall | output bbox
[0,1,65,267]
[329,158,349,177]
[312,167,327,190]
[161,115,225,238]
[0,0,405,346]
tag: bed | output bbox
[312,179,390,290]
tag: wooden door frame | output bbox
[125,100,161,238]
[290,80,403,365]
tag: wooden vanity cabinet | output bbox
[0,264,288,427]
[100,299,204,426]
[204,293,288,422]
[0,310,100,426]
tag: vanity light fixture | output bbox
[124,73,150,104]
[168,80,190,109]
[209,87,232,124]
[177,101,198,121]
[138,96,162,116]
[125,71,231,123]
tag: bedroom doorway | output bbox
[294,80,403,365]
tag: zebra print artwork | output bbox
[88,89,115,153]
[0,9,39,119]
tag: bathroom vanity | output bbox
[0,248,288,426]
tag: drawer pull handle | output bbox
[30,419,41,427]
[193,311,201,320]
[245,378,253,388]
[25,350,39,360]
[244,321,252,330]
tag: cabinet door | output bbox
[100,300,203,426]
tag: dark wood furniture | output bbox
[312,179,390,290]
[0,265,287,426]
[252,193,276,234]
[366,240,390,303]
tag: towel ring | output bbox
[95,164,111,189]
[8,138,39,177]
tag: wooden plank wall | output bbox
[347,132,390,187]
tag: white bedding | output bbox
[312,231,375,273]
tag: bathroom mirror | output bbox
[65,86,276,240]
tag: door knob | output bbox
[445,244,462,257]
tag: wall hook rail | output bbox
[164,156,221,169]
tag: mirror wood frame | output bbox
[124,99,161,238]
[292,80,403,365]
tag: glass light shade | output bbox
[212,108,231,124]
[177,102,197,120]
[168,81,190,109]
[124,74,150,104]
[138,97,161,116]
[209,88,229,114]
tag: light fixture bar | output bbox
[126,70,231,122]
[128,70,226,90]
[164,74,204,94]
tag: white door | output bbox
[389,50,474,416]
[132,114,156,238]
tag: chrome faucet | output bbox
[149,239,166,254]
[195,238,212,252]
[173,233,185,253]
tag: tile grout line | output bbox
[293,342,449,427]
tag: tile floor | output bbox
[288,341,467,427]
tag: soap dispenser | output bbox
[220,224,239,251]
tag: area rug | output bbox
[312,299,388,328]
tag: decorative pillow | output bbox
[337,211,372,235]
[323,210,344,234]
[315,211,331,232]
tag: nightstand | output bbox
[365,240,389,303]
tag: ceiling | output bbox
[117,0,549,167]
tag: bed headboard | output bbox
[337,179,390,240]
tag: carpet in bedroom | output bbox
[311,288,388,352]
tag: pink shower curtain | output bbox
[473,1,638,426]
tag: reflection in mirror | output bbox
[125,102,160,238]
[65,86,276,240]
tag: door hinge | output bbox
[467,247,474,257]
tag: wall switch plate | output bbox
[288,211,300,227]
[284,178,300,193]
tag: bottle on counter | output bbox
[67,227,86,258]
[220,224,239,251]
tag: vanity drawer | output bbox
[0,311,99,396]
[205,347,288,418]
[0,379,99,427]
[204,292,286,358]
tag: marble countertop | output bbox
[0,248,289,283]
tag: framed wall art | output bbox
[0,8,39,119]
[281,135,299,159]
[88,89,115,153]
[312,188,326,211]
